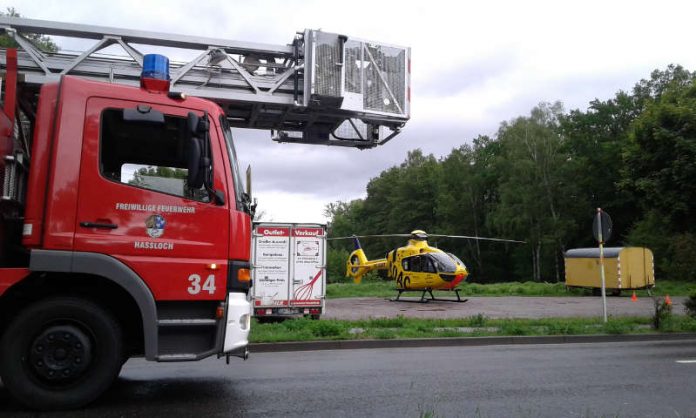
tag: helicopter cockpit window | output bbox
[429,252,458,273]
[447,253,466,269]
[421,256,436,273]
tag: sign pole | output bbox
[597,208,608,323]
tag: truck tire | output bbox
[0,296,123,411]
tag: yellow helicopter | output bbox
[332,230,524,303]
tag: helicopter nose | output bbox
[450,272,468,288]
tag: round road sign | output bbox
[592,209,612,243]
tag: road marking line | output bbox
[676,360,696,364]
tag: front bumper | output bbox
[223,292,251,353]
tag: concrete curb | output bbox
[249,333,696,353]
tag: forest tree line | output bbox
[326,65,696,283]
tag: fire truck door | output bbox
[74,98,230,301]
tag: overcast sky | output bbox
[8,0,696,224]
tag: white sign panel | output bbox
[253,226,290,306]
[291,227,325,306]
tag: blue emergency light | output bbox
[140,54,171,92]
[142,54,170,80]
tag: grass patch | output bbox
[249,315,696,344]
[498,322,530,336]
[326,278,395,298]
[250,317,350,342]
[326,278,696,299]
[602,319,636,334]
[544,321,583,335]
[366,316,408,328]
[655,314,696,333]
[636,281,696,297]
[466,313,488,327]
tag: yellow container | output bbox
[564,247,655,291]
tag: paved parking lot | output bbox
[323,295,687,320]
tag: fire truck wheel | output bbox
[0,296,123,411]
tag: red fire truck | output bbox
[0,17,409,410]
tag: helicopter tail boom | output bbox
[346,248,387,284]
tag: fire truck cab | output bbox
[0,55,253,410]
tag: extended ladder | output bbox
[0,17,410,148]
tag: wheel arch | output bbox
[20,250,158,359]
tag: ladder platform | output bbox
[0,17,410,148]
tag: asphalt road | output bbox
[2,339,695,417]
[323,296,688,320]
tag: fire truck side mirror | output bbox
[186,136,203,189]
[186,112,208,189]
[187,112,209,136]
[188,112,200,134]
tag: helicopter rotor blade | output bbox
[427,234,526,244]
[328,234,411,241]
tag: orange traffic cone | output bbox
[631,291,637,302]
[665,294,672,306]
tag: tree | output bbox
[623,80,696,229]
[560,64,696,281]
[323,65,696,283]
[0,8,58,52]
[560,91,642,247]
[437,136,507,280]
[385,149,441,233]
[632,65,694,106]
[623,76,696,280]
[325,199,366,282]
[491,102,574,281]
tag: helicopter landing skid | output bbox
[390,288,468,303]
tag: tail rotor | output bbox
[345,237,369,284]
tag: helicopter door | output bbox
[421,255,438,287]
[399,256,417,289]
[401,255,437,289]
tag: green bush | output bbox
[283,317,312,331]
[684,292,696,318]
[626,213,672,278]
[652,297,673,330]
[366,316,407,328]
[545,322,582,335]
[627,216,696,281]
[309,320,346,338]
[373,329,396,339]
[327,248,350,283]
[669,233,696,281]
[466,314,488,327]
[674,316,696,332]
[603,320,628,334]
[499,322,528,335]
